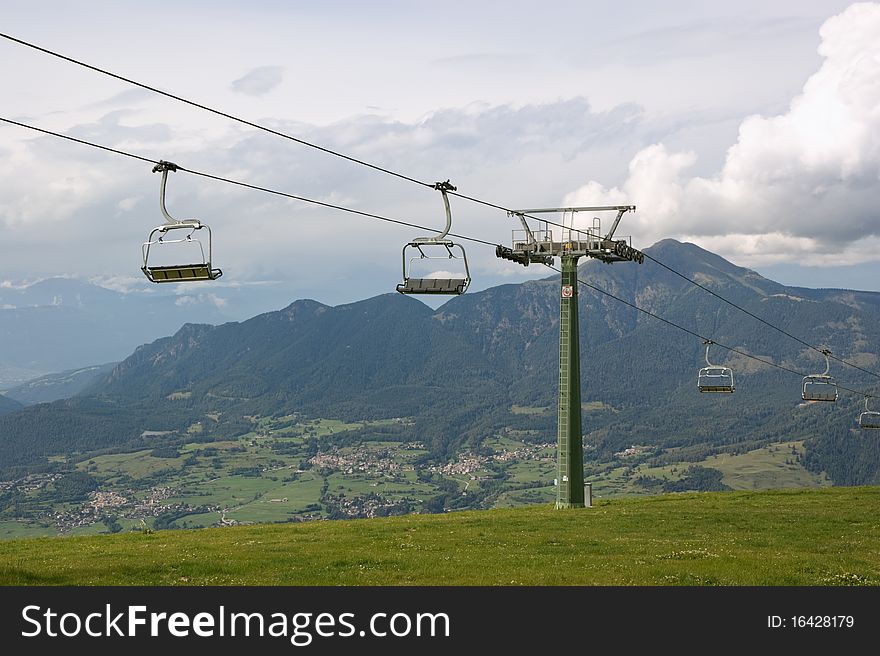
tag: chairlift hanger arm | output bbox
[411,180,458,243]
[704,340,716,367]
[153,160,180,224]
[434,180,454,241]
[820,348,832,376]
[153,159,201,229]
[703,340,730,368]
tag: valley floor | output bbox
[0,411,832,540]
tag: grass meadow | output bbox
[1,486,877,586]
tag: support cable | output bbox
[0,113,873,399]
[0,116,498,248]
[542,264,875,399]
[639,250,880,381]
[0,31,434,190]
[529,209,880,382]
[7,31,874,381]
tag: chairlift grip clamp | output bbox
[152,160,179,174]
[433,180,457,192]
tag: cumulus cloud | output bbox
[230,66,285,96]
[0,90,657,310]
[88,275,153,294]
[116,196,142,213]
[174,293,228,309]
[564,2,880,263]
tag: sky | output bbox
[1,0,877,316]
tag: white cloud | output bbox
[88,274,153,294]
[174,293,227,309]
[564,2,880,262]
[230,66,284,96]
[680,233,880,267]
[116,196,142,213]
[4,2,877,304]
[419,270,461,280]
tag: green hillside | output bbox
[1,486,878,586]
[3,239,880,486]
[2,239,880,536]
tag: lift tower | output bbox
[497,206,643,508]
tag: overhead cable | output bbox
[0,115,873,399]
[543,264,875,400]
[7,31,875,382]
[0,31,433,190]
[0,116,498,249]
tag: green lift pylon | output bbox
[556,253,584,508]
[497,205,643,508]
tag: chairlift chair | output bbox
[396,181,470,295]
[859,397,880,430]
[141,161,222,283]
[802,349,837,402]
[698,341,735,393]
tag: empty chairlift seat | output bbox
[860,412,880,430]
[397,239,470,296]
[859,397,880,430]
[698,366,735,393]
[802,375,838,402]
[142,222,222,283]
[396,275,468,295]
[141,161,222,284]
[143,263,221,282]
[396,180,470,296]
[802,349,837,402]
[698,341,735,393]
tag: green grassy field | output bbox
[619,440,829,495]
[703,440,830,489]
[1,486,878,586]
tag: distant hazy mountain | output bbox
[1,240,878,484]
[0,277,235,388]
[0,394,22,416]
[3,363,117,406]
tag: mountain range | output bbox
[0,278,228,388]
[1,239,878,485]
[0,277,303,389]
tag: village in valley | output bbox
[0,413,562,538]
[0,403,824,540]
